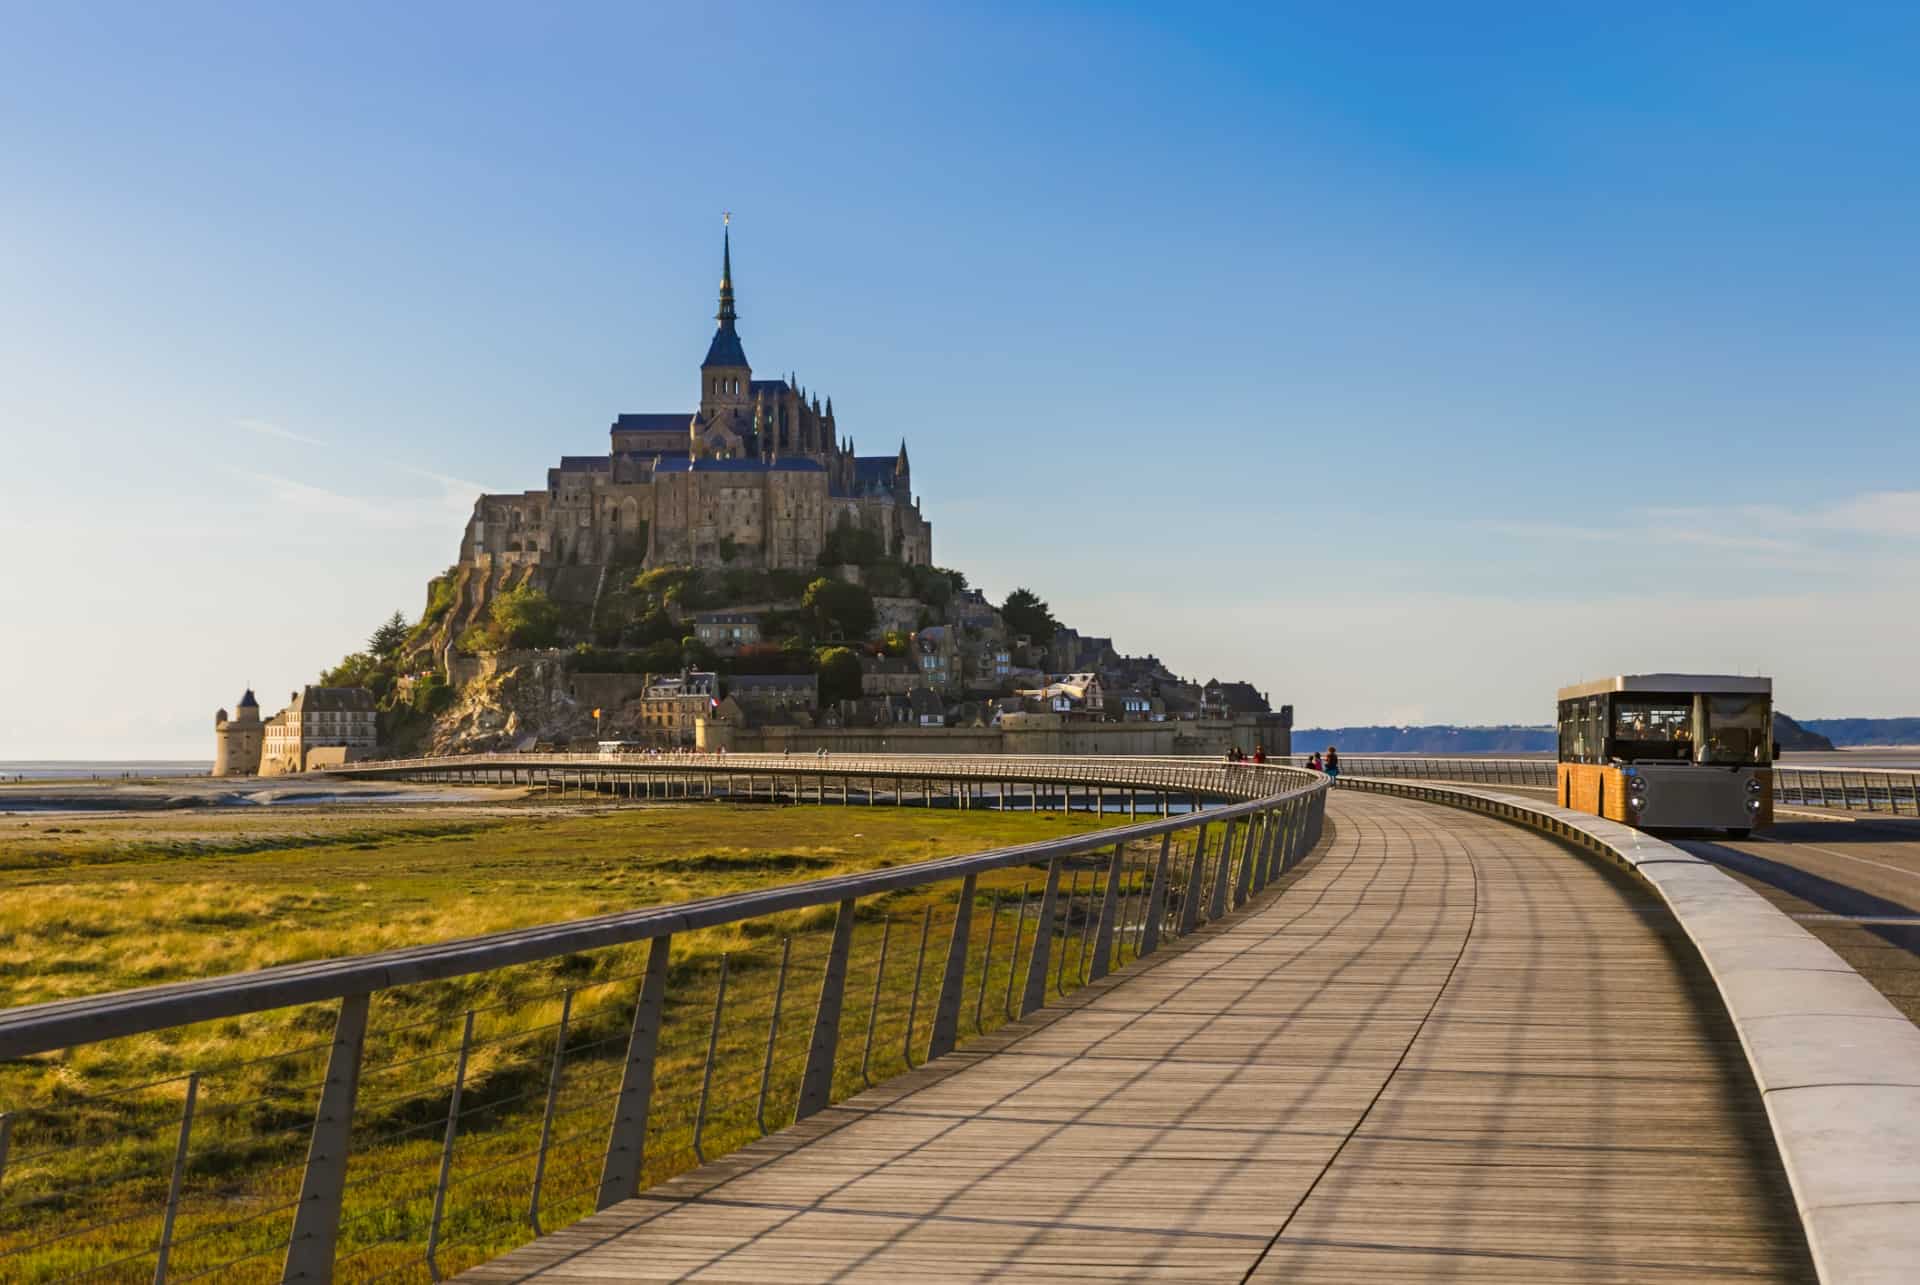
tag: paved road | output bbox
[462,791,1810,1284]
[1675,813,1920,1027]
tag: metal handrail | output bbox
[0,762,1315,1059]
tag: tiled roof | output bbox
[556,456,611,472]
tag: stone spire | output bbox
[702,215,748,371]
[716,216,736,327]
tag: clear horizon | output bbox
[4,3,1917,758]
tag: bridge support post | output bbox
[1141,833,1172,956]
[1179,825,1209,935]
[282,992,370,1283]
[796,899,856,1120]
[927,873,978,1059]
[1090,843,1124,980]
[595,935,672,1210]
[1019,858,1064,1017]
[1209,820,1237,921]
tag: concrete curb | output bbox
[1342,777,1920,1285]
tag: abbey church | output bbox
[459,225,932,574]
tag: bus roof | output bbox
[1556,673,1772,702]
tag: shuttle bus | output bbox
[1556,674,1774,834]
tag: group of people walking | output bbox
[1223,745,1340,777]
[1306,747,1340,777]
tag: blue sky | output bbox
[3,2,1917,756]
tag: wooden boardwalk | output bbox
[461,791,1814,1283]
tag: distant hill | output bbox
[1800,717,1920,747]
[1296,725,1553,754]
[1774,713,1836,751]
[1299,716,1842,755]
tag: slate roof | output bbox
[853,457,899,490]
[557,456,611,473]
[237,689,259,709]
[292,686,377,713]
[613,413,691,432]
[653,457,825,474]
[702,328,749,369]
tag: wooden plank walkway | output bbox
[461,791,1814,1283]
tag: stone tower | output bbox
[213,688,264,777]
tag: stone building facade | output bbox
[459,224,933,577]
[258,686,379,775]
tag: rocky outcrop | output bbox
[428,653,590,754]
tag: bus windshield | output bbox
[1702,695,1770,765]
[1611,698,1693,762]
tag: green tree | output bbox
[816,646,864,704]
[1000,587,1058,643]
[489,585,563,649]
[803,577,876,641]
[368,611,410,659]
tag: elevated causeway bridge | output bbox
[2,756,1916,1284]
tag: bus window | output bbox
[1611,697,1692,762]
[1703,695,1770,764]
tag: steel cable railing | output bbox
[0,756,1325,1282]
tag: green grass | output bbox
[0,798,1182,1283]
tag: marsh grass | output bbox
[0,800,1183,1282]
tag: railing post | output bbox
[1209,819,1238,920]
[1234,816,1259,906]
[1002,886,1029,1019]
[596,934,671,1210]
[755,937,794,1134]
[797,898,856,1121]
[691,955,730,1163]
[928,872,978,1059]
[425,1009,476,1281]
[1178,824,1209,935]
[1248,812,1271,892]
[283,992,371,1283]
[152,1071,199,1285]
[860,917,892,1085]
[528,989,573,1234]
[973,892,1000,1032]
[903,905,934,1065]
[1020,857,1065,1016]
[1089,843,1125,980]
[1056,870,1084,994]
[1140,833,1172,956]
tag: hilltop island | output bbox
[214,227,1290,774]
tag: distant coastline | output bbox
[0,761,212,781]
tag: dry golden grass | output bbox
[0,797,1132,1282]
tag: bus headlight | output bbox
[1747,779,1762,795]
[1747,797,1762,812]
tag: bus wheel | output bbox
[1728,827,1751,839]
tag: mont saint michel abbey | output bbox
[459,225,932,575]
